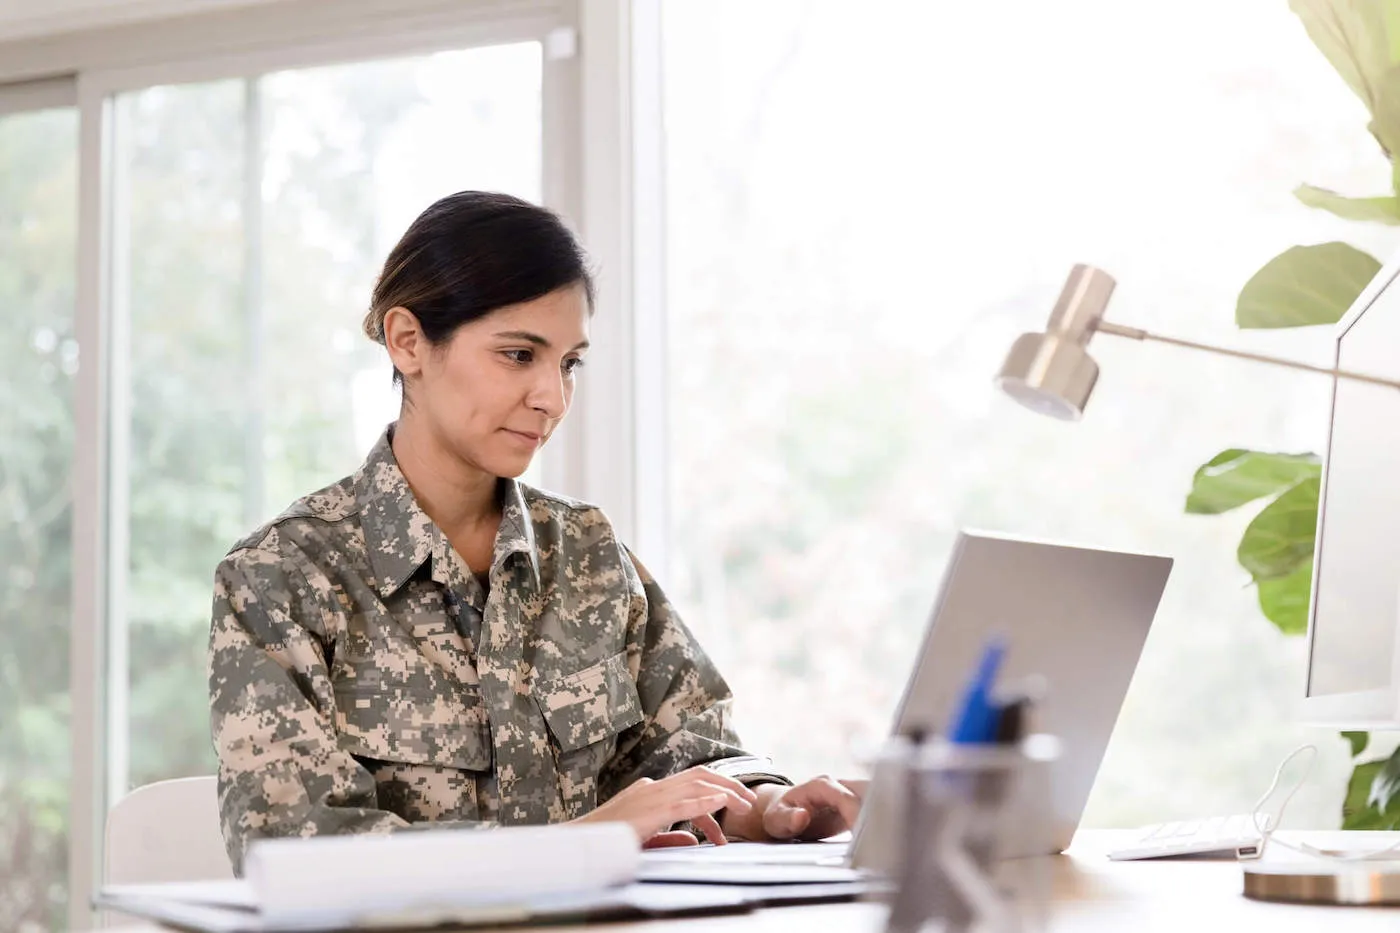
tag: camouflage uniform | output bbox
[209,429,788,873]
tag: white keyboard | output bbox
[1107,813,1272,861]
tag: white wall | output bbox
[0,0,288,42]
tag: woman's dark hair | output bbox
[364,191,594,382]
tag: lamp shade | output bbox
[996,264,1116,421]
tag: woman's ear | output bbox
[383,307,427,378]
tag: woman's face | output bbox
[403,283,590,479]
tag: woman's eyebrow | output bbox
[493,330,590,351]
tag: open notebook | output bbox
[96,824,875,932]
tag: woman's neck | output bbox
[389,414,500,539]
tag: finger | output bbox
[763,800,812,840]
[647,773,752,814]
[839,778,869,802]
[686,778,754,813]
[818,781,862,832]
[681,767,759,804]
[642,831,701,849]
[663,791,730,827]
[786,778,862,834]
[691,812,727,847]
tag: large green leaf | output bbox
[1345,731,1372,757]
[1257,559,1314,635]
[1370,65,1400,157]
[1343,760,1400,828]
[1289,2,1400,180]
[1370,747,1400,814]
[1236,477,1320,580]
[1387,1,1400,63]
[1294,183,1400,224]
[1289,0,1392,116]
[1236,243,1382,329]
[1185,449,1321,515]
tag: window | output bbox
[0,5,586,928]
[110,42,544,793]
[0,101,78,933]
[660,0,1393,826]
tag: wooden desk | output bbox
[108,830,1400,932]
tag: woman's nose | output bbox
[529,371,567,417]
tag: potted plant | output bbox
[1185,0,1400,828]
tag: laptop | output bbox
[638,530,1174,884]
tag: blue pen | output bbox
[948,638,1006,744]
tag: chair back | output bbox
[104,775,232,886]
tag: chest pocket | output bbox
[534,651,644,757]
[333,674,492,771]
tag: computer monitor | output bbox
[1303,251,1400,727]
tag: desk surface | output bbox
[110,830,1400,932]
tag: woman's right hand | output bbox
[575,766,758,846]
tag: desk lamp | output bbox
[996,264,1400,418]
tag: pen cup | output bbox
[860,734,1060,933]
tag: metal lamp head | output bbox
[996,264,1116,421]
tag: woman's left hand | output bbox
[722,776,865,842]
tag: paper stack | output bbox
[96,823,873,932]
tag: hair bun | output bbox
[362,308,386,344]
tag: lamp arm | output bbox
[1093,320,1400,391]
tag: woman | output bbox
[209,191,860,873]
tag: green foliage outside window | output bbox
[1,61,427,931]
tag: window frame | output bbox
[0,76,75,115]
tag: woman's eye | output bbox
[504,349,533,365]
[563,357,585,375]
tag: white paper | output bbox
[102,879,258,909]
[94,869,870,931]
[244,822,640,929]
[98,895,260,933]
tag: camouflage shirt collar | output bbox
[496,475,541,588]
[355,428,541,597]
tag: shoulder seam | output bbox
[217,542,333,641]
[225,505,364,558]
[523,485,601,513]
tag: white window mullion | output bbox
[538,19,585,501]
[104,88,133,815]
[628,0,667,579]
[576,0,634,547]
[545,0,658,563]
[243,76,266,528]
[69,74,115,933]
[547,0,638,535]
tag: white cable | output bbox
[1248,743,1315,836]
[1248,743,1400,863]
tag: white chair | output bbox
[104,775,233,886]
